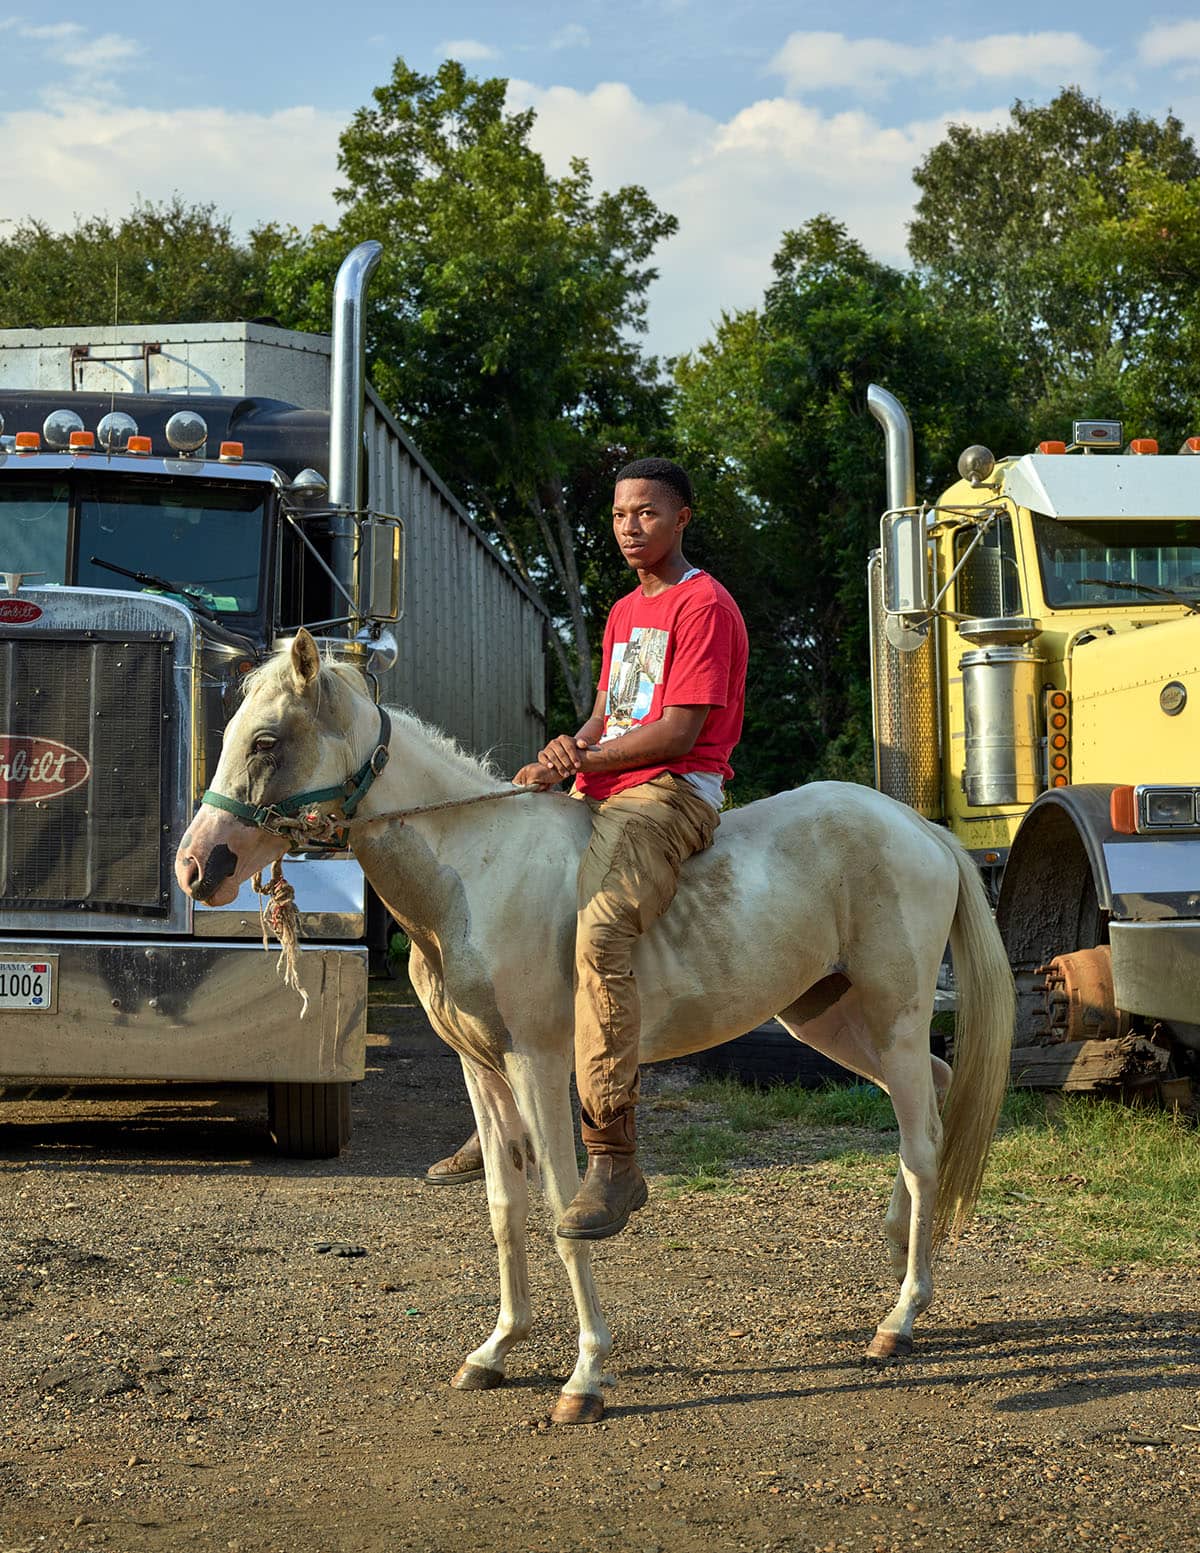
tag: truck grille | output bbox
[0,632,174,915]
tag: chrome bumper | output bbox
[0,938,367,1082]
[192,855,366,939]
[1109,920,1200,1028]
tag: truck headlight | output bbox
[1138,786,1199,830]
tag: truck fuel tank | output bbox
[960,627,1043,807]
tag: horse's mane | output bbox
[242,648,506,789]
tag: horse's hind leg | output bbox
[506,1054,613,1425]
[777,985,952,1282]
[451,1059,533,1391]
[862,1019,942,1363]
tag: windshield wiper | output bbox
[88,555,215,617]
[1076,576,1200,614]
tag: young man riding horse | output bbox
[428,457,748,1240]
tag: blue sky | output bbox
[4,3,1200,356]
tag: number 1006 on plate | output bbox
[0,957,56,1011]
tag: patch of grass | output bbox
[983,1093,1200,1266]
[683,1077,898,1133]
[658,1074,1200,1267]
[655,1121,743,1194]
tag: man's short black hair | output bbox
[615,457,693,509]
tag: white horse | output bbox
[176,632,1014,1424]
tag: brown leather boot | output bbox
[556,1110,647,1240]
[423,1129,485,1185]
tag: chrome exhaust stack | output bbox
[867,383,916,512]
[329,241,383,622]
[329,241,382,513]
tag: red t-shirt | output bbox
[575,570,748,802]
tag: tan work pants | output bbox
[574,774,718,1127]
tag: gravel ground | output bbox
[1,996,1197,1553]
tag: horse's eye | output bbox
[252,735,278,755]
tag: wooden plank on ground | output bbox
[1010,1036,1170,1091]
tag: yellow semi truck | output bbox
[868,385,1199,1096]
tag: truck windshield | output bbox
[0,476,268,615]
[0,480,71,583]
[1032,513,1200,608]
[78,481,266,615]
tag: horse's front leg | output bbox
[450,1059,533,1391]
[506,1053,613,1425]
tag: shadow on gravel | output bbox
[606,1311,1200,1417]
[0,1003,473,1179]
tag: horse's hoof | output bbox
[451,1363,505,1391]
[550,1391,605,1425]
[864,1331,913,1364]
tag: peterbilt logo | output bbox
[0,600,42,625]
[0,736,90,803]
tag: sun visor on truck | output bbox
[1003,453,1200,521]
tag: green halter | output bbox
[201,705,392,839]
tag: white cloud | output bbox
[1140,20,1200,71]
[510,78,1006,357]
[769,30,1103,97]
[550,23,590,51]
[0,100,342,238]
[1,17,143,98]
[437,37,499,62]
[8,21,84,41]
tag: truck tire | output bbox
[268,1082,352,1158]
[996,797,1107,1043]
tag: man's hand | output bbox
[512,762,562,790]
[537,733,590,779]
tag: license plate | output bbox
[0,957,56,1011]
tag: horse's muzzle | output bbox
[182,842,240,903]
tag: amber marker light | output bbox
[68,430,95,451]
[126,435,152,455]
[219,441,244,462]
[1110,786,1137,833]
[1037,440,1067,454]
[1130,438,1158,454]
[1182,437,1200,455]
[1044,686,1071,790]
[14,431,40,451]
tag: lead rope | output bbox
[252,858,309,1018]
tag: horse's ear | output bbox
[290,629,321,692]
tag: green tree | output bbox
[267,58,676,718]
[0,197,282,328]
[909,88,1200,416]
[1026,155,1200,445]
[673,218,1027,798]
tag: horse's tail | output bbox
[929,826,1015,1248]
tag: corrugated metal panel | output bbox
[363,398,546,770]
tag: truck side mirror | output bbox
[360,517,404,623]
[880,509,931,617]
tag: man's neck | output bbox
[637,552,694,596]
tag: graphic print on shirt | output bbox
[604,627,669,735]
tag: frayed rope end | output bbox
[252,860,310,1019]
